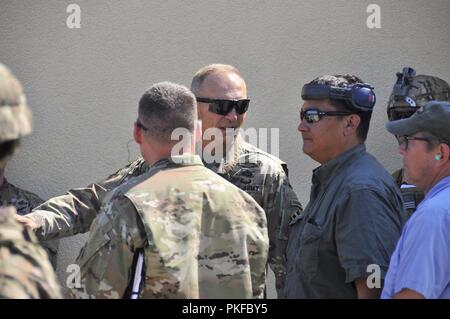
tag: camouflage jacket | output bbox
[0,179,59,268]
[69,155,269,299]
[392,168,424,218]
[0,206,61,298]
[28,135,302,296]
[0,179,43,215]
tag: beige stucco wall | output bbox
[1,0,449,297]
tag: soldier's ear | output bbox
[134,123,143,145]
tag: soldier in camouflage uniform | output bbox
[387,67,450,217]
[0,62,61,298]
[0,169,59,268]
[70,82,268,298]
[18,64,302,297]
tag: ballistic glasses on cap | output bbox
[300,108,352,124]
[301,83,376,112]
[196,97,250,115]
[387,106,416,121]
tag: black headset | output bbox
[301,83,376,112]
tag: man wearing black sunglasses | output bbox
[17,63,302,298]
[190,64,302,298]
[387,67,450,217]
[191,64,249,158]
[285,74,407,299]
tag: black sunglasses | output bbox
[196,97,250,115]
[300,108,352,123]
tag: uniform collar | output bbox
[151,154,204,170]
[202,134,244,174]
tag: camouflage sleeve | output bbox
[25,191,44,209]
[25,158,146,240]
[0,207,62,299]
[264,172,303,298]
[69,196,145,299]
[247,204,270,299]
[25,192,60,269]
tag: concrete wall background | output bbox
[1,0,449,297]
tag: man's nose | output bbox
[298,120,308,132]
[224,107,238,121]
[398,145,406,156]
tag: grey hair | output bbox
[138,81,197,144]
[190,63,243,96]
[421,132,450,151]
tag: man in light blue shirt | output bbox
[383,100,450,299]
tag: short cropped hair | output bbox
[190,64,244,95]
[307,74,372,142]
[138,82,197,144]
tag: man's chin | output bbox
[221,128,239,140]
[221,127,238,133]
[302,142,313,154]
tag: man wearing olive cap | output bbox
[382,101,450,299]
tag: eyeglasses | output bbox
[300,108,352,124]
[196,97,250,115]
[387,106,416,121]
[396,135,432,151]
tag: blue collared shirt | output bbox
[382,176,450,299]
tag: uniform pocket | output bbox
[299,221,323,277]
[76,231,113,292]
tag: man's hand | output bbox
[15,214,39,230]
[394,288,425,299]
[355,278,381,299]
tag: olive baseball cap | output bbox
[386,100,450,143]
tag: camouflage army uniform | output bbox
[27,135,302,296]
[0,206,62,298]
[391,168,424,218]
[0,179,59,268]
[0,62,61,298]
[69,155,268,299]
